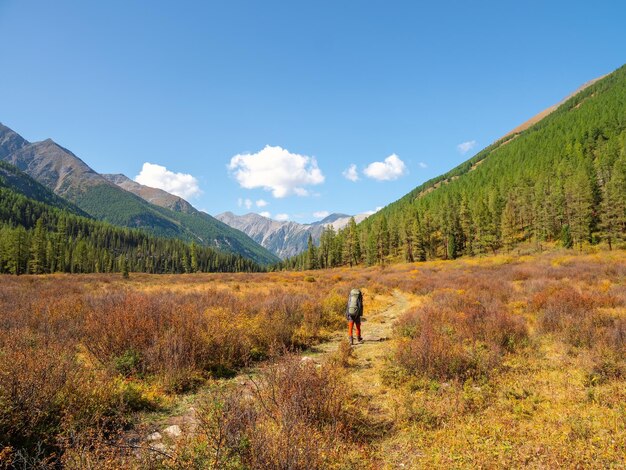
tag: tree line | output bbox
[277,67,626,270]
[0,188,263,274]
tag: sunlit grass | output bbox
[1,250,625,467]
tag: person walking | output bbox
[346,288,363,345]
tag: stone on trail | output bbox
[146,432,162,442]
[149,442,168,453]
[163,425,182,438]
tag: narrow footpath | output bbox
[139,289,415,456]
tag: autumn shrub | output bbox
[167,385,255,469]
[0,331,126,464]
[81,288,333,383]
[605,317,626,352]
[164,353,360,469]
[329,337,355,368]
[586,347,626,386]
[254,289,310,348]
[395,289,527,380]
[321,291,348,330]
[533,284,622,348]
[0,272,357,465]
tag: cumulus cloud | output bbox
[342,164,359,182]
[313,210,330,218]
[238,198,253,210]
[418,162,428,168]
[457,140,477,154]
[275,213,289,221]
[256,199,268,208]
[135,162,202,199]
[364,206,384,215]
[363,154,407,181]
[228,145,324,198]
[259,211,271,218]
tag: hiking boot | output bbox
[357,337,364,343]
[349,336,354,345]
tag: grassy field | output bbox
[1,250,625,468]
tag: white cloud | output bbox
[135,162,202,199]
[275,213,289,221]
[313,210,330,218]
[363,154,407,181]
[457,140,477,154]
[256,199,268,207]
[364,206,383,215]
[418,162,428,169]
[259,211,271,218]
[237,198,253,210]
[228,145,325,198]
[342,164,359,182]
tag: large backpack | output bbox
[347,288,362,317]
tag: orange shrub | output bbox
[533,284,621,348]
[395,290,527,380]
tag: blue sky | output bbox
[1,1,625,222]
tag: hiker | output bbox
[346,288,363,345]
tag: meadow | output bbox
[1,250,625,468]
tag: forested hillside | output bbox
[102,174,280,265]
[0,161,88,216]
[279,65,626,270]
[0,165,262,274]
[0,124,278,265]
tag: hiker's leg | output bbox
[355,320,362,340]
[348,320,354,338]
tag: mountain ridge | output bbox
[0,124,279,265]
[216,211,370,259]
[102,174,196,214]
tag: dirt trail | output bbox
[140,289,413,449]
[307,289,413,425]
[316,289,409,354]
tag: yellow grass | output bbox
[1,250,625,468]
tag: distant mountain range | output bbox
[2,64,623,272]
[216,211,369,259]
[0,123,279,265]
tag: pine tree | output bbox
[7,227,28,275]
[457,197,472,256]
[121,256,130,278]
[29,216,47,274]
[600,155,626,248]
[561,224,573,249]
[306,234,317,270]
[190,242,199,273]
[501,196,518,252]
[401,215,414,262]
[565,167,594,249]
[350,218,361,264]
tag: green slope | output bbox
[0,161,89,217]
[0,167,263,274]
[100,173,281,265]
[279,64,626,270]
[362,63,626,258]
[0,126,279,266]
[74,183,279,265]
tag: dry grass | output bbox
[378,251,626,468]
[0,270,367,466]
[1,250,626,468]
